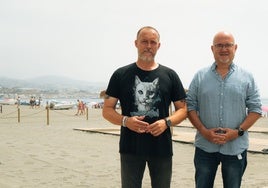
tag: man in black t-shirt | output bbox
[102,26,187,188]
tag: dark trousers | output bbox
[120,153,172,188]
[194,147,247,188]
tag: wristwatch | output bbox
[237,127,244,136]
[165,118,172,128]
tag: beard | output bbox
[219,58,231,64]
[139,55,154,62]
[218,54,235,64]
[139,51,155,62]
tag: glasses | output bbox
[214,43,234,49]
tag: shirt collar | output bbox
[211,62,236,73]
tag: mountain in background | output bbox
[0,76,107,92]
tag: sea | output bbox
[43,98,103,104]
[43,97,268,107]
[40,97,103,107]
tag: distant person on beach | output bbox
[186,31,262,188]
[102,26,187,188]
[80,101,85,115]
[75,99,81,115]
[33,97,37,108]
[37,97,42,108]
[30,96,35,109]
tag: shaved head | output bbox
[213,31,235,45]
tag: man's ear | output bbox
[157,42,161,49]
[135,40,138,47]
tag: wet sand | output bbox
[0,105,268,188]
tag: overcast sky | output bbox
[1,0,268,97]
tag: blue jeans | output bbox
[194,147,247,188]
[120,153,172,188]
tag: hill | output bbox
[0,76,107,92]
[0,76,107,99]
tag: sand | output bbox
[0,105,268,188]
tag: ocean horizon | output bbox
[44,97,268,108]
[3,97,267,107]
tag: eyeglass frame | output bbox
[213,43,235,49]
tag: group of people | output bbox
[29,96,42,108]
[102,26,262,188]
[15,96,42,108]
[75,99,86,115]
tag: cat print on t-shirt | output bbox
[130,75,161,118]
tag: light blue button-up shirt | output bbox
[187,62,262,155]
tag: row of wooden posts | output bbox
[1,104,171,125]
[12,106,89,125]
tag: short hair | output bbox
[136,26,160,40]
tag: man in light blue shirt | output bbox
[186,31,262,188]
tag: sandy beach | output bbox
[0,105,268,188]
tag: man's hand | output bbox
[125,116,149,133]
[201,127,240,145]
[201,128,227,145]
[146,119,168,137]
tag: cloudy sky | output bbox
[1,0,268,97]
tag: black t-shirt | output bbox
[106,63,186,157]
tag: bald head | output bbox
[136,26,160,41]
[213,31,235,45]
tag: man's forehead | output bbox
[213,32,235,43]
[138,33,159,41]
[138,29,159,39]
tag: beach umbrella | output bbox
[87,101,98,108]
[262,106,268,112]
[262,106,268,117]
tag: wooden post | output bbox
[18,107,20,123]
[0,105,2,113]
[86,107,89,120]
[46,106,49,125]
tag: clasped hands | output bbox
[204,127,237,145]
[125,116,167,137]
